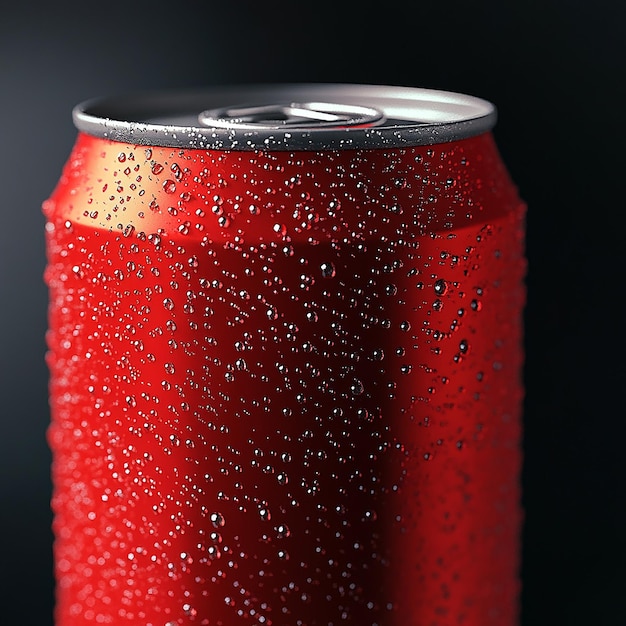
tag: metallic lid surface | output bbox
[73,84,496,151]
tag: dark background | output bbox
[1,1,624,624]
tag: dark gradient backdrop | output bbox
[1,1,624,624]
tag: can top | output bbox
[73,83,496,151]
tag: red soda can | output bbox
[44,84,526,626]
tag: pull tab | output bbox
[198,101,386,130]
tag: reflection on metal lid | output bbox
[73,83,497,150]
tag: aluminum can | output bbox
[44,84,526,626]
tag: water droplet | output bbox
[434,279,449,296]
[357,408,370,421]
[350,379,364,396]
[276,524,291,538]
[210,512,225,528]
[183,603,197,617]
[207,545,221,560]
[320,262,336,278]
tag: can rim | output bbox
[73,83,497,151]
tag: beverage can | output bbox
[44,84,526,625]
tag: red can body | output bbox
[45,88,525,626]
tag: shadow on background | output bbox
[1,1,624,624]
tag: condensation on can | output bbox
[45,84,525,626]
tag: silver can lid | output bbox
[73,83,496,151]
